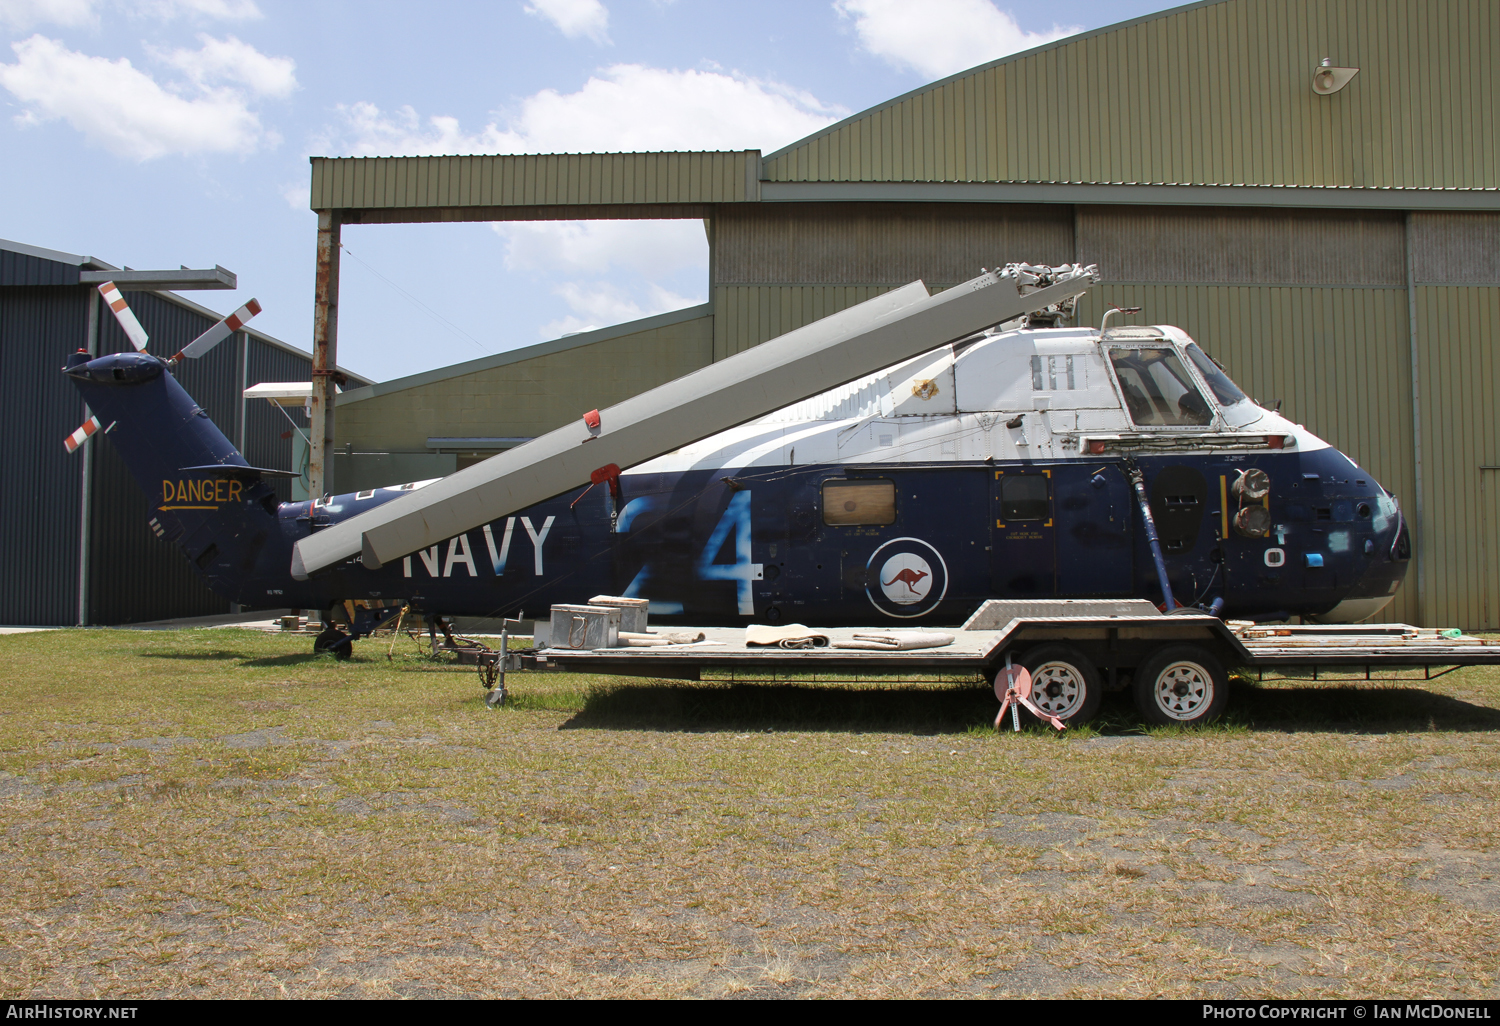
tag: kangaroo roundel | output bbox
[865,537,949,619]
[880,556,932,603]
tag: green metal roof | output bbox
[762,0,1498,192]
[310,151,761,217]
[307,0,1497,215]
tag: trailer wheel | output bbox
[1133,645,1227,725]
[1018,645,1102,725]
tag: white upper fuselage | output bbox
[633,324,1321,476]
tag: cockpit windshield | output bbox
[1185,343,1249,406]
[1108,346,1214,427]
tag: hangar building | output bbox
[329,0,1498,627]
[0,238,370,626]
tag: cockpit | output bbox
[1107,346,1212,426]
[1100,331,1257,431]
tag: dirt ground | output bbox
[0,628,1496,999]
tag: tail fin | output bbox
[63,349,285,552]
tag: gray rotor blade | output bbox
[291,263,1097,579]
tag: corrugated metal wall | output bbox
[310,151,758,212]
[0,250,79,287]
[713,203,1073,284]
[1082,206,1405,285]
[0,287,88,625]
[762,0,1498,191]
[1411,212,1500,284]
[711,203,1072,357]
[337,312,714,452]
[1413,284,1500,629]
[712,285,898,361]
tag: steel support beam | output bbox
[309,210,341,498]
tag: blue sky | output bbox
[0,0,1169,382]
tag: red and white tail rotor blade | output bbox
[64,416,103,454]
[172,298,261,362]
[96,281,149,352]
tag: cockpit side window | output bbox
[1185,343,1249,406]
[1108,347,1214,427]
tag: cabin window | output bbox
[1108,347,1213,427]
[1030,354,1077,390]
[1184,343,1248,406]
[1000,475,1049,521]
[822,479,896,526]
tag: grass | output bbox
[0,627,1497,998]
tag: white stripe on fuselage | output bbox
[631,326,1327,476]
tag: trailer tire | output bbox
[1018,645,1103,725]
[1133,645,1227,725]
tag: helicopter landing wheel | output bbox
[314,626,353,661]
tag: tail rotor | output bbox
[97,281,149,351]
[170,298,262,363]
[64,415,102,453]
[64,282,263,453]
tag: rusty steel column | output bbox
[309,209,341,499]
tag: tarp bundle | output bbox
[832,631,955,651]
[745,624,830,649]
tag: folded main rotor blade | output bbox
[97,282,149,351]
[291,263,1098,579]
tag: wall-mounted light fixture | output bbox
[1312,58,1358,95]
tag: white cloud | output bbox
[496,220,706,277]
[130,0,261,19]
[0,34,288,159]
[319,102,480,157]
[0,0,98,30]
[524,0,609,45]
[835,0,1079,79]
[152,33,296,98]
[0,0,260,28]
[324,63,845,156]
[541,281,701,339]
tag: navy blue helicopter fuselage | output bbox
[66,349,1410,628]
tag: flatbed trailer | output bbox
[498,599,1500,726]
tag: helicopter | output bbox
[62,270,1410,660]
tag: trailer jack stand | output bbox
[994,653,1066,732]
